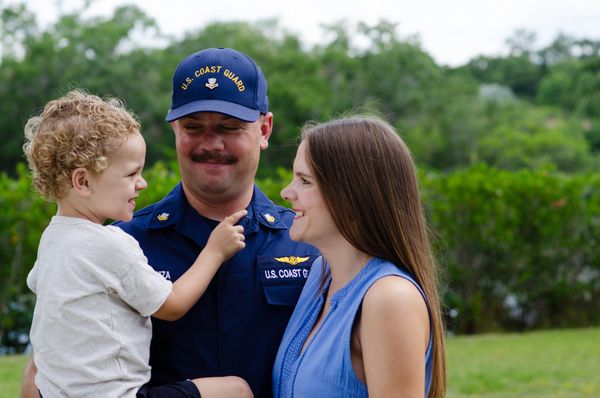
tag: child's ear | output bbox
[71,168,92,197]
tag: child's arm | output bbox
[153,209,247,321]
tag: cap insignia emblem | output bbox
[157,212,170,221]
[205,78,218,90]
[274,256,310,266]
[263,213,275,223]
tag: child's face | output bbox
[87,132,147,223]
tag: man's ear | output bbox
[259,112,273,150]
[71,168,92,197]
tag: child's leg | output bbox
[192,376,253,398]
[137,376,253,398]
[137,380,200,398]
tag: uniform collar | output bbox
[249,186,288,231]
[147,182,288,233]
[146,183,186,229]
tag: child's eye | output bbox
[301,177,311,185]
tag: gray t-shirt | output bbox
[27,216,172,398]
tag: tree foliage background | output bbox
[1,3,600,352]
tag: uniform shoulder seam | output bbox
[276,205,294,215]
[132,204,157,218]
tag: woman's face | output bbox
[280,141,339,247]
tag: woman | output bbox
[272,115,446,398]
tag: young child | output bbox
[23,90,252,398]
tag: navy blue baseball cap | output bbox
[166,48,269,122]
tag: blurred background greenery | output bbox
[1,1,599,357]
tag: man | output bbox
[22,48,318,398]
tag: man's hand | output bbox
[21,356,40,398]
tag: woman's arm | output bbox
[192,376,253,398]
[359,275,430,397]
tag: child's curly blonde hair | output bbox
[23,90,141,201]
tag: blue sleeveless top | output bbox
[272,256,433,398]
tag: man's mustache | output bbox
[191,151,237,164]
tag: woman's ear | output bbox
[71,168,92,197]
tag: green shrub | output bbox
[2,163,600,353]
[0,164,55,354]
[422,165,600,333]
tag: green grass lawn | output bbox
[1,327,598,398]
[0,354,28,398]
[446,327,600,398]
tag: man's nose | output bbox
[198,131,225,151]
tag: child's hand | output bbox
[205,209,247,262]
[155,210,248,321]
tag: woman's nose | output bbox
[281,184,294,201]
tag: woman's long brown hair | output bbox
[301,115,446,398]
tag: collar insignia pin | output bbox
[263,213,275,223]
[205,78,218,90]
[157,212,170,221]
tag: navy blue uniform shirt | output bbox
[115,183,318,398]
